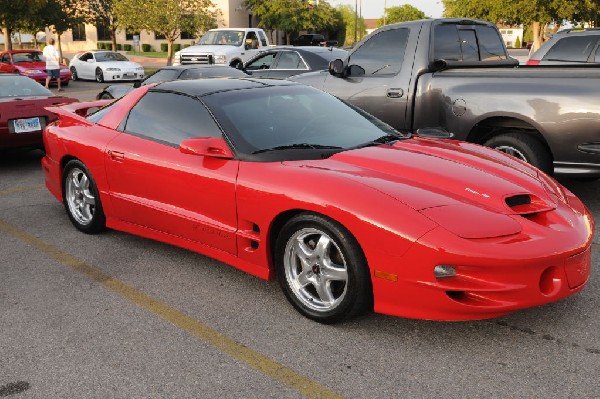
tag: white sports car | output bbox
[69,51,144,83]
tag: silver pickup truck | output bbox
[291,18,600,177]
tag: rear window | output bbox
[0,75,52,97]
[543,36,600,62]
[434,24,507,61]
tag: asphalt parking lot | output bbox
[1,79,599,398]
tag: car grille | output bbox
[180,53,212,64]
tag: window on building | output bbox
[181,31,194,40]
[96,22,111,41]
[155,32,166,40]
[72,24,86,41]
[126,29,140,40]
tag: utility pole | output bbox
[354,0,358,45]
[384,0,387,26]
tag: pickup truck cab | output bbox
[292,18,600,177]
[173,28,270,68]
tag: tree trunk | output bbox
[285,31,290,45]
[531,21,543,53]
[56,33,64,64]
[167,38,173,66]
[111,28,117,51]
[3,26,12,51]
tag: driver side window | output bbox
[246,53,277,70]
[348,28,408,76]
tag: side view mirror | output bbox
[348,65,365,77]
[328,59,345,77]
[133,80,142,88]
[415,127,455,139]
[244,43,251,50]
[180,137,234,159]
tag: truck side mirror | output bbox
[348,65,365,77]
[328,59,345,77]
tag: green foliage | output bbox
[245,0,339,44]
[160,43,168,52]
[142,43,152,52]
[376,4,427,28]
[117,43,122,50]
[333,4,366,46]
[514,36,521,49]
[173,43,181,52]
[124,43,132,51]
[182,44,190,48]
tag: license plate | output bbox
[124,72,134,77]
[13,117,41,133]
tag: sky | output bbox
[329,0,444,19]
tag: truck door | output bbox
[320,27,413,130]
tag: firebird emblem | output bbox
[465,187,490,198]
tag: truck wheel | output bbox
[484,132,553,175]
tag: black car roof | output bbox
[153,78,299,97]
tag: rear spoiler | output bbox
[45,99,113,126]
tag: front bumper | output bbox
[103,70,144,81]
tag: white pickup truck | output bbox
[173,28,270,68]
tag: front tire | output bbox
[484,132,553,175]
[63,160,106,234]
[95,68,104,83]
[99,92,113,100]
[70,67,78,81]
[275,213,372,323]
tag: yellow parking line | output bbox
[0,184,45,197]
[0,218,344,399]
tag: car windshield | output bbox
[0,75,52,97]
[203,85,408,157]
[199,31,244,46]
[11,52,44,63]
[95,52,129,62]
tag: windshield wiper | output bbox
[253,143,343,154]
[352,133,410,149]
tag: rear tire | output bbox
[95,68,104,83]
[99,92,113,100]
[63,160,106,234]
[484,132,553,175]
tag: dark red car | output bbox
[0,49,72,86]
[0,74,77,150]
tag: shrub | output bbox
[182,44,190,49]
[142,43,152,52]
[160,43,168,52]
[97,42,103,49]
[173,43,181,52]
[124,44,132,51]
[117,43,122,51]
[514,36,521,49]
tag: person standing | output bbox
[43,38,62,91]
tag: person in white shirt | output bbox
[43,38,62,91]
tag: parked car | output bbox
[242,46,348,79]
[42,79,593,323]
[69,50,144,83]
[96,65,248,99]
[0,49,71,86]
[292,34,326,46]
[292,18,600,177]
[527,29,600,65]
[0,74,77,150]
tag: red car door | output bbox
[104,91,239,255]
[0,53,16,73]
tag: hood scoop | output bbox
[504,193,554,215]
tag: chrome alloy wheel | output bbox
[65,167,96,226]
[283,227,348,312]
[494,145,528,162]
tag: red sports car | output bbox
[0,49,72,86]
[42,79,594,323]
[0,74,77,150]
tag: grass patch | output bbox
[127,51,168,58]
[144,67,159,76]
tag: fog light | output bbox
[434,265,456,279]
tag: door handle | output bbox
[107,150,125,161]
[386,88,404,98]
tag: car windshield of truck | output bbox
[199,31,244,46]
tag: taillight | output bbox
[526,59,540,65]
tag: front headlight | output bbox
[214,55,227,64]
[106,68,121,71]
[136,66,143,71]
[24,69,43,74]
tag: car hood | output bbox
[288,137,559,216]
[13,62,49,70]
[181,45,240,55]
[99,61,141,69]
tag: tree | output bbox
[333,4,366,46]
[442,0,598,52]
[114,0,218,65]
[377,4,427,28]
[84,0,120,51]
[0,0,45,50]
[514,35,521,49]
[245,0,339,45]
[40,0,85,59]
